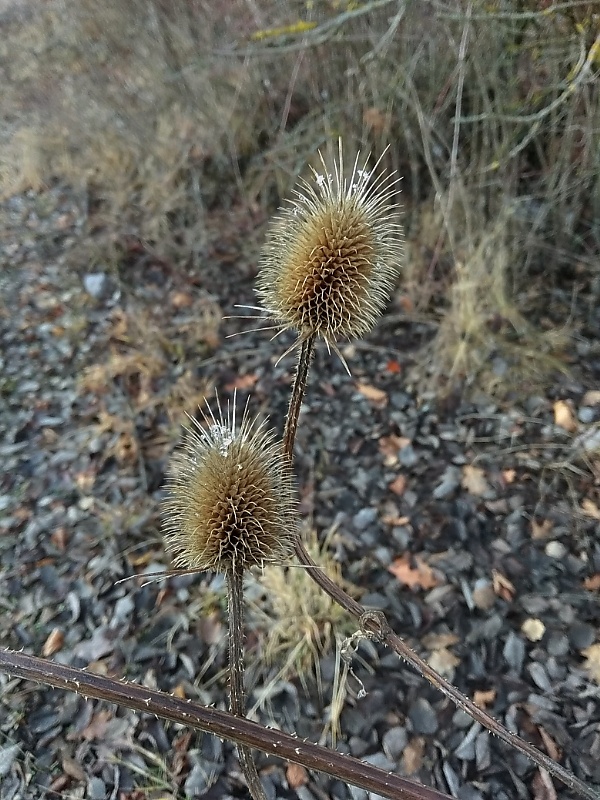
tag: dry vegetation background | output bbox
[1,0,599,394]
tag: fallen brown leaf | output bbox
[584,574,600,591]
[388,554,443,591]
[224,373,259,391]
[402,737,424,775]
[474,688,496,709]
[286,763,308,789]
[427,647,460,678]
[492,569,516,602]
[553,400,577,432]
[356,382,388,407]
[461,464,490,496]
[581,497,600,520]
[582,390,600,406]
[532,768,558,800]
[42,628,64,657]
[582,643,600,683]
[389,474,407,496]
[531,518,553,539]
[538,726,561,762]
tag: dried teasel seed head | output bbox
[162,401,297,573]
[256,141,403,346]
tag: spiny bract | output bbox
[256,141,403,345]
[162,403,297,572]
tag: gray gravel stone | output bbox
[0,744,20,777]
[83,272,108,298]
[352,507,378,531]
[87,778,106,800]
[503,630,525,674]
[382,726,408,760]
[408,697,438,735]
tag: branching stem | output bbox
[283,341,597,800]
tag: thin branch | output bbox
[0,649,452,800]
[227,564,266,800]
[282,334,315,459]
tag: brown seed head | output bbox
[162,403,297,572]
[256,142,403,344]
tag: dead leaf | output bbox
[581,498,600,520]
[531,518,553,539]
[502,468,516,484]
[584,574,600,591]
[42,628,64,657]
[171,291,193,308]
[386,359,402,374]
[582,390,600,406]
[379,434,411,467]
[582,643,600,683]
[50,527,68,550]
[521,618,546,642]
[553,400,577,432]
[388,554,443,590]
[422,632,459,650]
[532,768,558,800]
[538,726,560,762]
[61,754,86,782]
[389,474,407,496]
[286,763,308,789]
[402,737,424,775]
[461,465,490,496]
[81,709,113,741]
[224,373,259,391]
[427,647,460,678]
[172,683,186,699]
[492,569,516,602]
[356,382,388,407]
[473,689,496,709]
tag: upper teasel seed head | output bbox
[256,141,403,345]
[162,401,298,573]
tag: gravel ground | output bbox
[1,186,600,800]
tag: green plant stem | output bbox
[226,564,266,800]
[283,334,315,459]
[283,343,596,800]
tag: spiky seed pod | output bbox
[162,404,297,573]
[256,142,403,345]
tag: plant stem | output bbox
[283,344,595,800]
[0,648,457,800]
[227,564,267,800]
[283,334,315,459]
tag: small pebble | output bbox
[578,406,595,424]
[545,541,567,559]
[83,272,108,299]
[472,579,495,611]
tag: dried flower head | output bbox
[162,401,297,573]
[256,141,403,347]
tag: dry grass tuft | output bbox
[250,527,361,688]
[2,0,598,394]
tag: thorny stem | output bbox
[283,334,315,458]
[0,649,453,800]
[284,348,599,800]
[227,564,267,800]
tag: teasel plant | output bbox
[0,143,598,800]
[161,399,298,800]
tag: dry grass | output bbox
[1,0,598,392]
[249,526,361,690]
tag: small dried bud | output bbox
[256,141,403,345]
[162,403,297,572]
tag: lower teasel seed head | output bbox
[162,404,298,572]
[256,141,403,345]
